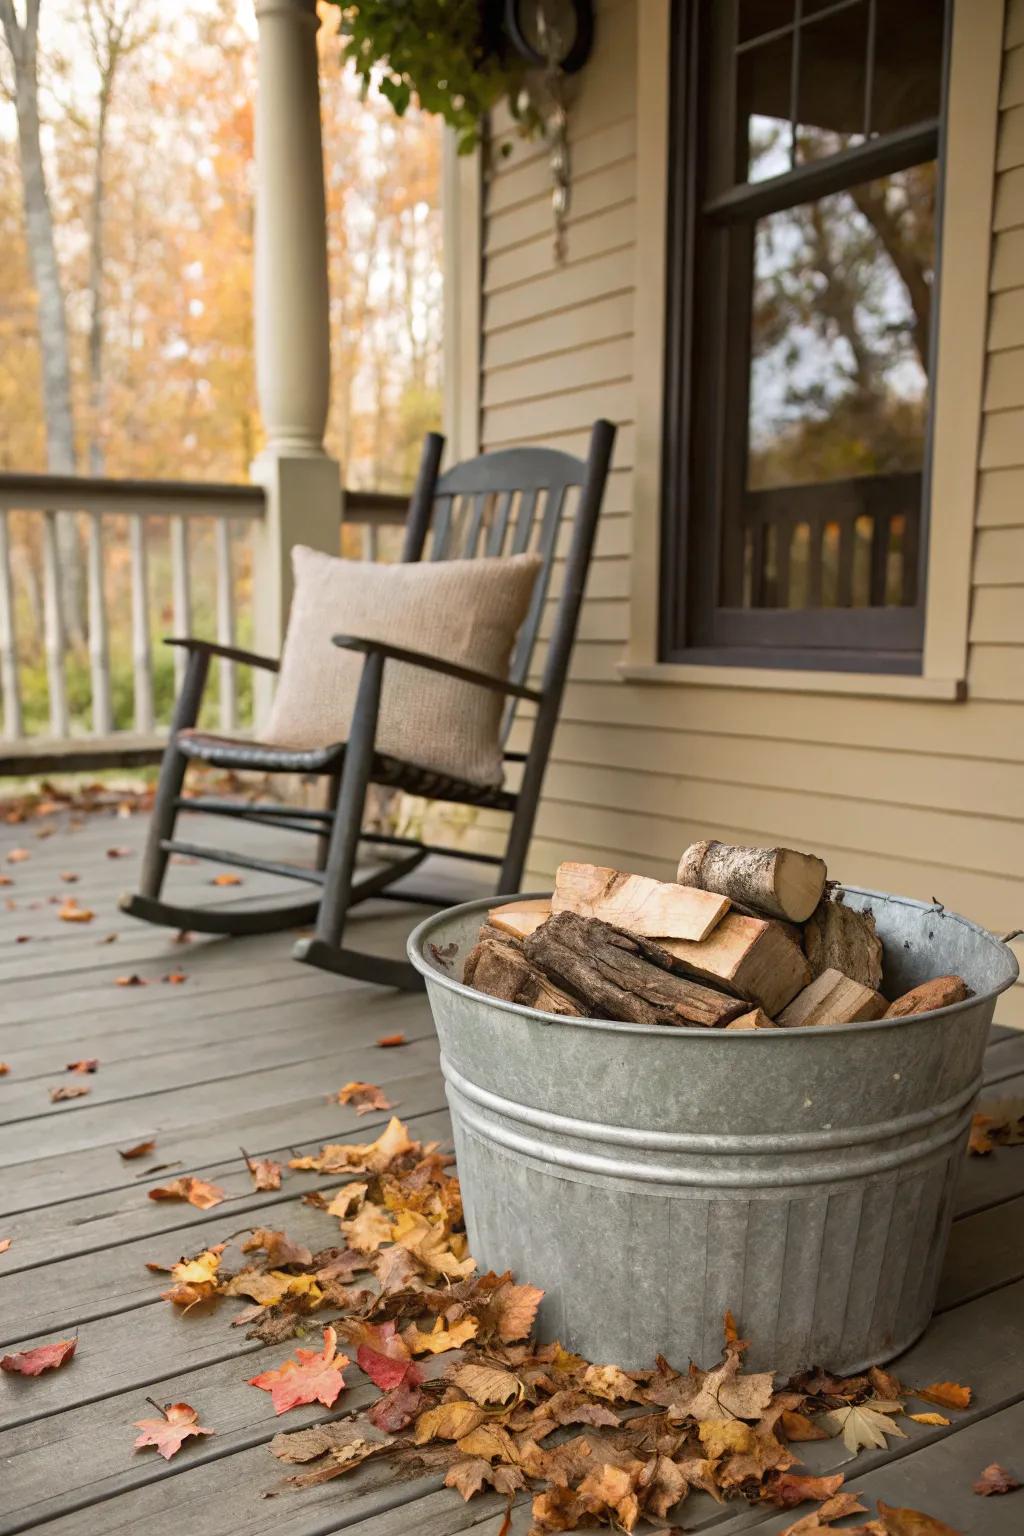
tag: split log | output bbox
[804,892,883,989]
[488,898,551,940]
[523,912,746,1027]
[725,1008,777,1030]
[552,861,729,942]
[727,900,804,949]
[463,937,583,1016]
[657,914,811,1017]
[883,975,970,1019]
[676,840,826,923]
[778,968,887,1028]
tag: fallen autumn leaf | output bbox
[1,1338,76,1375]
[133,1400,215,1460]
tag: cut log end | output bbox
[488,898,552,940]
[725,1008,777,1030]
[778,968,887,1029]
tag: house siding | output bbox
[474,0,1024,1022]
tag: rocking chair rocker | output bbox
[120,419,616,989]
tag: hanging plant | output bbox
[329,0,539,154]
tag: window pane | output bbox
[737,31,794,181]
[739,164,936,609]
[738,0,794,45]
[796,1,869,163]
[871,0,945,134]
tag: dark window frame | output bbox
[659,0,953,674]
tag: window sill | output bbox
[616,661,967,702]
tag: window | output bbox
[661,0,950,672]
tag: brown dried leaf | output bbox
[211,872,242,886]
[58,897,94,923]
[376,1033,407,1047]
[333,1081,397,1115]
[241,1229,313,1268]
[66,1058,99,1074]
[973,1463,1021,1496]
[148,1176,225,1210]
[133,1401,214,1460]
[450,1362,523,1408]
[877,1500,964,1534]
[118,1139,156,1160]
[49,1084,90,1102]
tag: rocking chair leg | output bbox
[138,648,211,898]
[316,772,341,873]
[292,652,423,991]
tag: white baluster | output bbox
[215,518,237,732]
[0,511,23,739]
[130,514,154,733]
[87,512,113,735]
[41,510,69,738]
[170,516,191,694]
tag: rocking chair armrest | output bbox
[331,634,543,703]
[165,637,280,673]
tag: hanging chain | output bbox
[533,5,571,264]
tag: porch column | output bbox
[251,0,340,722]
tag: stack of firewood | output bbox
[463,840,970,1029]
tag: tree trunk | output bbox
[1,0,85,644]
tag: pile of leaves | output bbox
[130,1113,1002,1534]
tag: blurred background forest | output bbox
[1,0,443,734]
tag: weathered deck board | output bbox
[2,810,1023,1536]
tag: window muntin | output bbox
[661,0,949,672]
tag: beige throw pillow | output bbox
[264,546,542,787]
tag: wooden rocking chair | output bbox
[120,419,616,989]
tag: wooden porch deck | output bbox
[1,807,1022,1535]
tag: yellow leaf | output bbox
[326,1183,368,1219]
[909,1411,951,1426]
[413,1400,486,1443]
[455,1423,519,1464]
[170,1246,225,1286]
[697,1419,755,1459]
[340,1203,393,1253]
[403,1317,478,1355]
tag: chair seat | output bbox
[177,730,517,811]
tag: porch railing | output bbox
[0,472,407,773]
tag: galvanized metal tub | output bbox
[408,888,1017,1377]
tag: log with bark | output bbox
[804,891,883,989]
[778,968,887,1028]
[463,936,583,1016]
[522,912,747,1027]
[676,840,827,923]
[552,861,729,942]
[656,914,811,1017]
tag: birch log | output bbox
[676,840,826,923]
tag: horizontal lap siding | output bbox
[474,0,1024,1015]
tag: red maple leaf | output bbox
[1,1338,77,1376]
[353,1320,424,1392]
[248,1325,349,1414]
[133,1401,215,1460]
